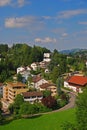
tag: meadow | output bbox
[0,108,76,130]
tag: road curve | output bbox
[43,92,76,115]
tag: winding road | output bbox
[43,91,76,115]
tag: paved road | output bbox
[2,91,76,117]
[43,91,76,115]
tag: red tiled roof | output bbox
[22,91,43,97]
[68,76,87,86]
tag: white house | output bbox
[86,61,87,68]
[31,62,38,71]
[22,91,43,104]
[20,70,31,83]
[64,76,87,93]
[43,53,51,62]
[26,66,32,71]
[32,75,48,89]
[17,66,25,74]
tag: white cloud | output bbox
[17,0,30,7]
[62,33,68,37]
[42,16,52,20]
[35,37,57,43]
[78,21,87,25]
[0,0,29,7]
[57,9,87,19]
[17,0,25,7]
[5,16,43,28]
[0,0,11,6]
[5,17,29,28]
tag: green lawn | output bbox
[0,108,76,130]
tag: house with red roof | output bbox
[64,76,87,93]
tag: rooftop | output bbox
[32,75,42,83]
[40,83,56,89]
[22,91,43,97]
[6,82,27,88]
[0,83,4,87]
[68,76,87,86]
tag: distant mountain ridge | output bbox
[60,48,87,54]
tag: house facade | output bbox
[2,82,28,111]
[64,76,87,93]
[32,75,48,89]
[43,53,51,62]
[40,83,57,96]
[3,82,28,103]
[17,66,25,74]
[22,91,43,104]
[31,62,38,71]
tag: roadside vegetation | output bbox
[0,108,76,130]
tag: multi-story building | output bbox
[2,82,28,110]
[3,82,28,103]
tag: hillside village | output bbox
[0,44,87,121]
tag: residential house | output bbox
[86,61,87,68]
[22,91,43,104]
[19,70,31,83]
[17,66,25,74]
[64,76,87,93]
[39,61,49,68]
[31,62,39,71]
[26,66,32,71]
[43,53,51,62]
[32,75,48,89]
[44,68,50,73]
[40,83,57,96]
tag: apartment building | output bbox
[3,82,28,103]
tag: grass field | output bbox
[0,108,76,130]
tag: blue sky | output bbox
[0,0,87,51]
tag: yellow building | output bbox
[2,82,28,111]
[40,83,57,96]
[3,82,28,103]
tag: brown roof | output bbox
[68,76,87,86]
[0,83,3,87]
[22,91,43,97]
[32,76,42,83]
[40,83,55,89]
[6,82,26,87]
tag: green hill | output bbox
[0,108,76,130]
